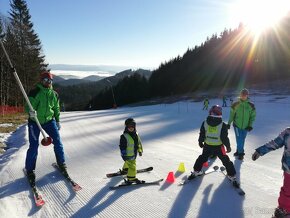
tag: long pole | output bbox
[0,36,51,145]
[106,79,117,108]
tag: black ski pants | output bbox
[193,144,236,176]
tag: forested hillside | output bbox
[91,12,290,110]
[0,0,47,107]
[1,0,289,111]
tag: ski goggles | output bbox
[42,78,53,83]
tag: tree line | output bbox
[1,0,290,111]
[90,13,290,110]
[0,0,47,108]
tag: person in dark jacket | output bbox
[189,105,237,182]
[119,118,143,184]
[25,71,68,187]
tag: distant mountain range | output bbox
[53,74,106,86]
[53,68,151,87]
[54,68,152,110]
[49,64,131,74]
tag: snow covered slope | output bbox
[1,94,290,218]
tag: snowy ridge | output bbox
[1,94,290,217]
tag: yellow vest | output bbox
[204,121,222,146]
[123,133,143,158]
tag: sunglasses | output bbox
[42,78,53,83]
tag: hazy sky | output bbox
[0,0,246,69]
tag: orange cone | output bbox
[203,161,209,167]
[166,171,175,183]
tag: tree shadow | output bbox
[0,175,45,216]
[0,125,26,171]
[167,161,217,218]
[37,171,77,204]
[197,176,245,218]
[168,175,205,218]
[71,178,146,218]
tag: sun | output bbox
[230,0,290,35]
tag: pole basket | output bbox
[41,137,53,146]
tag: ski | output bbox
[110,179,163,190]
[179,165,219,185]
[220,166,245,196]
[106,166,153,178]
[52,163,82,191]
[23,168,45,207]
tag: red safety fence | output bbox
[0,105,24,115]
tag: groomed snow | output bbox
[1,93,290,218]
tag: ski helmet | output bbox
[240,88,249,96]
[125,118,136,127]
[40,71,53,80]
[209,105,222,117]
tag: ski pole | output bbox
[0,35,52,146]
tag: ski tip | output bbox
[34,195,45,207]
[73,185,82,191]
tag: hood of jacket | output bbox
[206,116,222,127]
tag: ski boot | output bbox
[238,154,244,160]
[27,170,36,187]
[125,178,145,185]
[273,207,290,218]
[228,175,240,188]
[58,163,69,178]
[188,171,204,180]
[233,151,239,157]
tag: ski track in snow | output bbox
[0,94,290,217]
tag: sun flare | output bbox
[230,0,290,35]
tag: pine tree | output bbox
[8,0,47,102]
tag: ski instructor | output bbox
[25,71,69,186]
[227,88,256,160]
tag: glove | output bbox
[245,126,253,131]
[226,147,231,153]
[199,142,204,148]
[138,152,142,156]
[226,124,231,129]
[56,122,61,130]
[252,151,260,161]
[29,110,37,120]
[121,150,126,156]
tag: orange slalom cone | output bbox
[177,162,186,173]
[203,161,209,167]
[166,171,175,183]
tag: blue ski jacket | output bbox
[255,128,290,173]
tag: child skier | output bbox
[189,105,237,183]
[119,118,143,184]
[203,98,209,110]
[252,128,290,218]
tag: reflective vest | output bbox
[204,121,222,146]
[123,133,142,159]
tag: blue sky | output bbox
[0,0,240,69]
